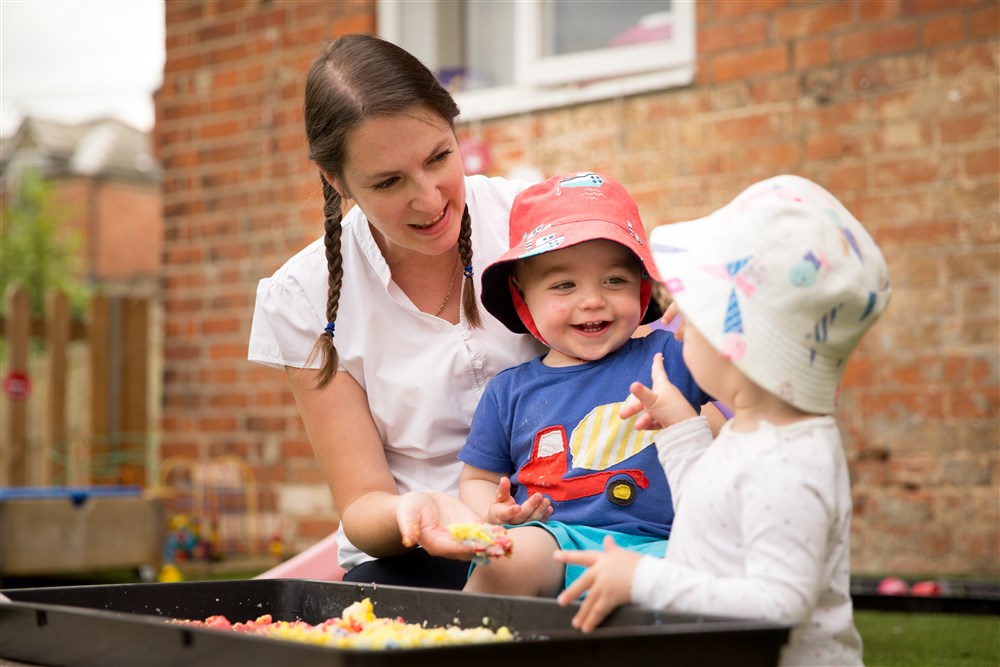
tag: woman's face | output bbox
[516,240,643,367]
[333,106,465,261]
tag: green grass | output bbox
[856,610,1000,667]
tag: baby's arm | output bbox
[634,459,832,624]
[459,465,552,525]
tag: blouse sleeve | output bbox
[248,272,325,370]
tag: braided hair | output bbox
[303,34,481,389]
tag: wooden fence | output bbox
[0,285,152,487]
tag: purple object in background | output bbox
[648,316,735,420]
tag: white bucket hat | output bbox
[650,175,891,414]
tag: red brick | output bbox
[820,162,870,191]
[902,0,968,16]
[965,147,1000,175]
[795,37,833,68]
[939,113,994,143]
[951,388,1000,418]
[712,112,782,141]
[209,392,249,408]
[332,13,376,37]
[711,46,789,82]
[969,5,1000,39]
[202,317,242,335]
[712,0,787,20]
[807,133,865,161]
[838,25,920,61]
[842,357,875,387]
[861,0,903,22]
[875,156,941,185]
[775,2,853,38]
[698,17,769,54]
[923,14,967,47]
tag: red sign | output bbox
[3,371,31,401]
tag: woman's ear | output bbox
[319,168,349,199]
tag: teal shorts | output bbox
[468,520,667,593]
[533,521,668,591]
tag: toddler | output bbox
[556,175,891,667]
[457,172,716,597]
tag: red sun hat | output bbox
[481,171,663,338]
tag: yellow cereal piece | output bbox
[448,522,494,544]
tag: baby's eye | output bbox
[606,276,629,286]
[551,281,575,291]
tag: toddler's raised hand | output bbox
[620,353,698,430]
[488,476,552,525]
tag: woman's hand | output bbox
[620,353,698,430]
[396,491,488,560]
[554,536,641,633]
[488,477,553,525]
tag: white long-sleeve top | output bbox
[633,416,863,667]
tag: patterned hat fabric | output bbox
[481,171,663,339]
[650,174,891,414]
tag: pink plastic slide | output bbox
[254,532,346,580]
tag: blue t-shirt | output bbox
[459,330,711,539]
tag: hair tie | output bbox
[463,265,474,279]
[324,321,336,337]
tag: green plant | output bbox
[1,168,89,318]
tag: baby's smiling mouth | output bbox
[573,321,610,334]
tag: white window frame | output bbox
[377,0,696,123]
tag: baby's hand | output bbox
[488,477,553,525]
[620,353,698,429]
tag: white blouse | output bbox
[249,175,545,567]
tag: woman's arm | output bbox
[286,366,407,557]
[287,366,486,559]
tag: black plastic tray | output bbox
[0,579,790,666]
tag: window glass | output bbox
[379,0,694,121]
[544,0,673,55]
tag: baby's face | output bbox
[515,240,643,367]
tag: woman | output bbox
[248,34,545,589]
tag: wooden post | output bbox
[3,285,31,486]
[88,294,111,485]
[120,297,149,486]
[43,290,70,486]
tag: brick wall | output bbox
[55,177,162,285]
[158,0,998,575]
